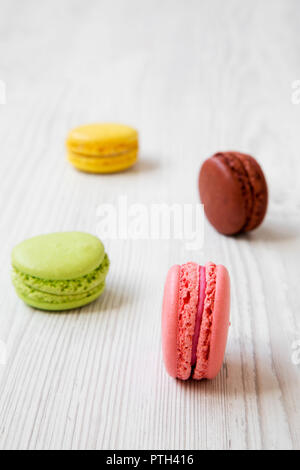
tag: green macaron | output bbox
[11,232,109,311]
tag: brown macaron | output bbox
[199,152,268,235]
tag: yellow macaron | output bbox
[66,123,138,174]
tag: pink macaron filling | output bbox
[191,266,206,367]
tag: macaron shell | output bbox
[199,155,249,235]
[66,123,138,157]
[12,232,105,280]
[206,264,230,379]
[193,262,217,379]
[176,262,199,380]
[67,149,138,174]
[191,265,206,366]
[199,152,268,235]
[161,265,180,378]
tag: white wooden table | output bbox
[0,0,300,450]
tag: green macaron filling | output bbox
[11,254,109,306]
[13,278,106,305]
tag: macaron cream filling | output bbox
[12,254,109,296]
[12,254,109,305]
[13,278,106,305]
[233,152,268,231]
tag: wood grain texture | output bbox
[0,0,300,450]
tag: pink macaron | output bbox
[162,262,230,380]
